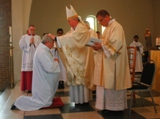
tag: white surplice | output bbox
[19,34,41,71]
[130,41,144,72]
[14,43,60,111]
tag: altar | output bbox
[150,50,160,92]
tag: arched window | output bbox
[86,15,97,31]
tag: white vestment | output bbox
[96,86,127,110]
[89,29,103,86]
[89,28,97,38]
[130,41,144,72]
[94,19,131,110]
[56,22,94,104]
[51,47,67,81]
[19,34,41,71]
[15,43,60,111]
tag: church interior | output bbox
[0,0,160,119]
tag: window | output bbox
[102,26,105,34]
[86,15,97,31]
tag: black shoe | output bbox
[11,103,17,110]
[83,102,89,105]
[103,110,123,116]
[58,81,60,88]
[58,81,64,89]
[92,90,96,94]
[27,91,32,93]
[61,81,64,89]
[102,109,110,114]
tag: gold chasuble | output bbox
[56,22,95,90]
[93,20,132,90]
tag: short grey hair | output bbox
[42,34,53,44]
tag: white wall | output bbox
[29,0,154,48]
[153,0,160,46]
[12,0,32,84]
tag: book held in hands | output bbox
[85,37,102,46]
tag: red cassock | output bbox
[21,71,32,91]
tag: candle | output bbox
[9,26,12,36]
[156,37,160,46]
[156,37,159,46]
[10,37,12,43]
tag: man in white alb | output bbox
[92,9,131,115]
[130,35,144,73]
[11,35,60,111]
[19,25,41,93]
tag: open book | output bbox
[85,37,102,46]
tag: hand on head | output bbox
[48,33,55,40]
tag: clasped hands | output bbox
[54,58,59,63]
[30,37,35,44]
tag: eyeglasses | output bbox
[98,17,105,23]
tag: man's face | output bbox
[57,31,63,36]
[48,40,54,49]
[68,19,78,29]
[134,37,138,42]
[28,26,35,35]
[97,15,110,27]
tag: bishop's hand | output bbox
[48,33,56,40]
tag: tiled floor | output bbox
[0,76,160,119]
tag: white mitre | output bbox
[66,5,78,20]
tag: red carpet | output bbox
[41,97,64,109]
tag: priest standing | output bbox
[48,5,95,104]
[11,35,60,111]
[91,10,132,115]
[19,25,41,93]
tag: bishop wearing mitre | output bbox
[49,5,95,104]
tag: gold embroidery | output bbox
[76,67,85,79]
[66,45,73,57]
[104,42,116,53]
